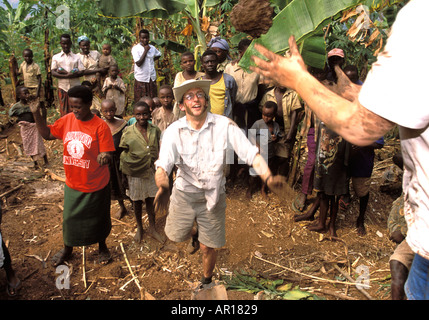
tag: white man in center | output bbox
[153,79,286,287]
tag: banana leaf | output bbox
[96,0,186,18]
[300,32,327,69]
[238,0,361,71]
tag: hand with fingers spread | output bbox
[250,36,308,91]
[28,97,41,113]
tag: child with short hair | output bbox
[100,99,128,219]
[17,49,43,101]
[102,65,126,118]
[131,29,161,101]
[247,101,280,198]
[119,101,164,243]
[8,86,48,169]
[98,43,117,70]
[296,123,351,238]
[173,51,204,119]
[151,84,175,132]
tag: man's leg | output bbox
[199,243,217,285]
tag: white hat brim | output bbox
[173,79,211,103]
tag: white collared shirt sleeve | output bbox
[155,124,179,175]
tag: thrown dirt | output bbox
[0,90,402,301]
[230,0,274,38]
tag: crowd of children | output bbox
[3,32,401,298]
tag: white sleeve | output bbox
[359,0,429,129]
[155,126,178,175]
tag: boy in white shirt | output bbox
[131,29,161,101]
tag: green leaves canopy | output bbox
[239,0,362,71]
[96,0,186,18]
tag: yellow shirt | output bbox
[19,61,41,88]
[209,75,226,115]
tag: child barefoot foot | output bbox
[148,226,166,244]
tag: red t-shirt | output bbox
[49,113,115,192]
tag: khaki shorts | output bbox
[389,240,415,270]
[164,187,226,248]
[352,176,371,198]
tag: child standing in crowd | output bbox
[17,49,44,107]
[100,99,128,220]
[102,65,127,118]
[119,101,164,243]
[297,123,351,238]
[131,29,161,101]
[247,101,280,198]
[9,86,48,169]
[51,34,85,116]
[98,43,117,71]
[259,84,302,177]
[173,52,204,119]
[350,138,384,235]
[151,84,175,133]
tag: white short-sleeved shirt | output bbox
[359,0,429,259]
[51,51,85,91]
[131,43,161,82]
[155,112,259,211]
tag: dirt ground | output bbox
[0,89,403,302]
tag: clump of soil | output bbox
[230,0,274,38]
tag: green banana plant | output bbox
[238,0,362,71]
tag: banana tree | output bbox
[238,0,406,71]
[97,0,221,59]
[0,0,34,100]
[238,0,363,71]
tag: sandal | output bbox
[98,249,112,265]
[339,194,351,211]
[51,248,72,267]
[292,194,306,213]
[6,279,21,297]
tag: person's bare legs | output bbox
[390,259,408,300]
[114,199,127,220]
[133,200,144,243]
[295,194,320,222]
[199,243,217,285]
[328,196,339,237]
[145,197,165,243]
[356,193,369,235]
[308,193,329,232]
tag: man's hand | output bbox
[28,97,40,113]
[154,187,169,215]
[266,174,294,199]
[250,36,308,91]
[154,167,170,215]
[97,152,111,166]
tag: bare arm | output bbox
[250,36,395,146]
[135,45,150,67]
[154,167,170,214]
[29,98,56,140]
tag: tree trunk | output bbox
[9,54,18,102]
[44,8,54,108]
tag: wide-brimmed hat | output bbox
[173,79,211,103]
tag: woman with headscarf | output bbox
[77,35,105,111]
[208,37,231,72]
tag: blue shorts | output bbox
[405,253,429,300]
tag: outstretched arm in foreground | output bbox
[154,167,170,215]
[29,98,56,140]
[250,36,395,146]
